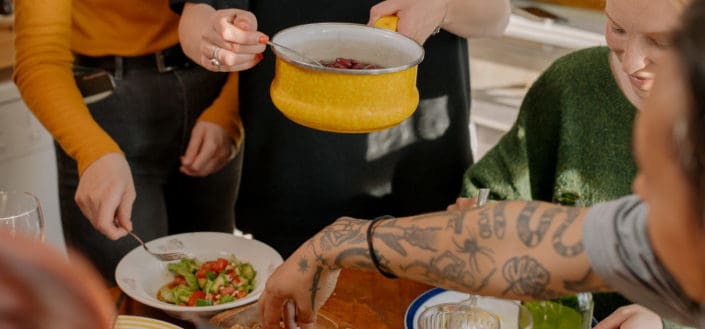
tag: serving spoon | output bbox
[267,41,325,67]
[115,221,187,261]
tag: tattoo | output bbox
[297,258,309,273]
[476,203,507,240]
[333,248,374,270]
[502,255,550,298]
[517,203,555,247]
[454,232,494,273]
[402,251,496,291]
[493,202,507,239]
[319,218,365,251]
[447,211,465,234]
[564,268,611,292]
[309,266,323,309]
[551,207,584,257]
[478,208,493,239]
[377,222,442,256]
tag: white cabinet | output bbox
[0,80,65,254]
[469,1,605,160]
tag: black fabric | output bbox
[172,0,473,257]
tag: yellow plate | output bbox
[114,315,183,329]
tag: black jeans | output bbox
[56,58,242,284]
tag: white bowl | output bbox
[115,232,283,320]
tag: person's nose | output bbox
[621,38,649,75]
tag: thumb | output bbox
[368,0,400,26]
[182,125,204,167]
[231,9,259,31]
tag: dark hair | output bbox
[673,0,705,217]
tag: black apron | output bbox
[175,0,473,257]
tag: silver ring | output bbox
[211,46,221,60]
[210,57,222,71]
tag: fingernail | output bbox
[256,53,264,61]
[258,35,269,44]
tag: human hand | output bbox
[75,153,135,240]
[447,197,479,211]
[367,0,449,44]
[199,8,267,72]
[259,242,341,329]
[594,304,663,329]
[180,121,237,177]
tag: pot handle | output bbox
[373,15,399,31]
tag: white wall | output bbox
[0,81,65,254]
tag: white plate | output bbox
[405,288,528,329]
[114,315,183,329]
[115,232,283,320]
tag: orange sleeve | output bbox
[12,0,122,175]
[196,72,244,148]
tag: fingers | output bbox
[181,124,204,168]
[115,184,136,232]
[199,9,266,72]
[368,0,400,25]
[446,197,478,210]
[293,301,316,329]
[593,305,640,329]
[75,153,134,240]
[180,122,234,177]
[282,300,298,329]
[200,44,264,72]
[260,293,287,329]
[76,185,125,240]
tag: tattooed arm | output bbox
[259,201,612,329]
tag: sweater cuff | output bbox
[72,133,123,175]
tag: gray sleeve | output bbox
[583,195,702,327]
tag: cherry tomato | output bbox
[187,290,207,306]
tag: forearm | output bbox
[311,201,610,300]
[13,0,121,174]
[179,3,215,62]
[442,0,511,38]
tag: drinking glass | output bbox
[0,190,45,241]
[522,292,593,329]
[418,296,533,329]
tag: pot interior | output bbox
[271,23,424,72]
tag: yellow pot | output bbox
[269,18,424,133]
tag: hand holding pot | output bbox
[368,0,449,44]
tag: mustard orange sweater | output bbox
[13,0,242,174]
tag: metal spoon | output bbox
[267,41,324,67]
[115,221,187,261]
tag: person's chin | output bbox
[630,78,654,99]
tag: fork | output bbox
[116,221,187,261]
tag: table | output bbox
[113,269,433,329]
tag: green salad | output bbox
[156,256,256,307]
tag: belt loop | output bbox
[155,50,175,73]
[114,56,124,81]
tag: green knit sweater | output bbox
[462,47,636,206]
[462,47,691,328]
